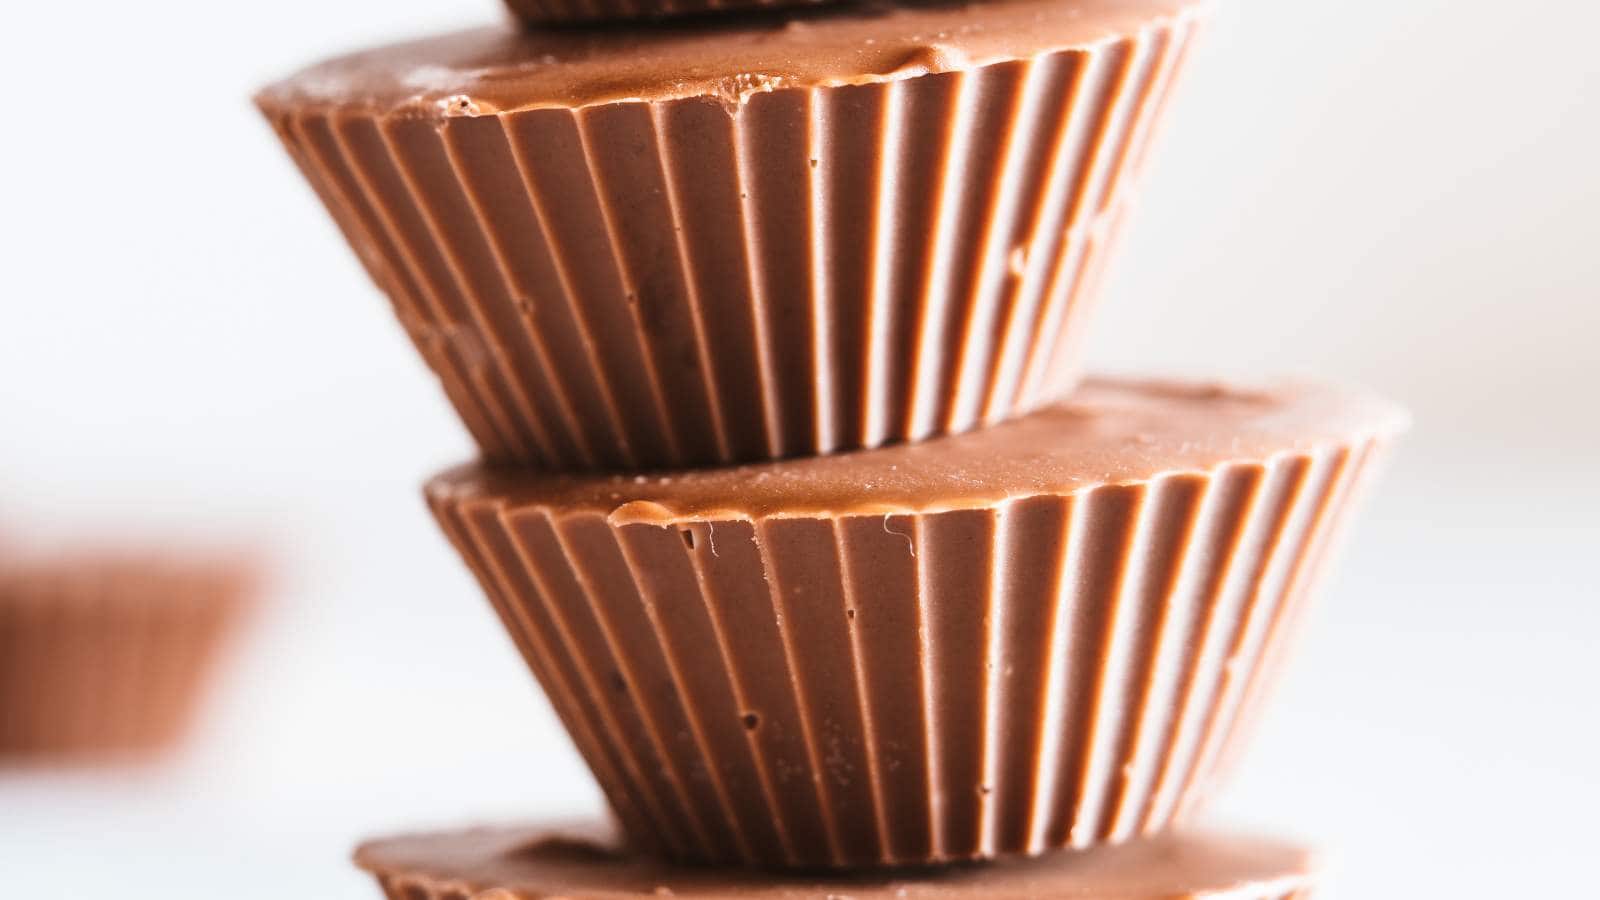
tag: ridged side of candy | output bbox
[261,11,1202,468]
[0,561,254,760]
[426,438,1382,867]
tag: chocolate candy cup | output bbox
[506,0,833,26]
[257,0,1207,469]
[356,822,1320,899]
[424,377,1405,868]
[0,554,256,762]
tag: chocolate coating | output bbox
[504,0,836,27]
[425,377,1404,867]
[256,0,1208,467]
[259,0,1206,115]
[356,822,1320,899]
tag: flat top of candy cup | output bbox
[426,375,1409,525]
[255,0,1209,116]
[355,822,1319,899]
[505,0,836,26]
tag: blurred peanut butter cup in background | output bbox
[356,821,1321,898]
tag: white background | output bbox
[2,0,1596,896]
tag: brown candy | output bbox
[356,821,1321,898]
[256,0,1208,468]
[0,553,257,762]
[504,0,836,27]
[423,377,1405,867]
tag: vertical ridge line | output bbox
[378,120,559,463]
[309,116,512,456]
[863,81,906,448]
[611,527,758,863]
[486,506,688,845]
[830,519,893,862]
[336,119,532,457]
[1105,469,1228,839]
[910,514,941,858]
[730,111,786,458]
[570,109,687,466]
[440,124,598,466]
[806,89,838,453]
[498,115,640,469]
[752,521,847,866]
[1066,484,1152,847]
[648,104,735,464]
[678,524,801,866]
[907,71,982,441]
[982,49,1107,421]
[978,502,1013,855]
[1013,35,1149,407]
[948,58,1054,431]
[450,503,661,847]
[542,513,720,858]
[1171,454,1329,816]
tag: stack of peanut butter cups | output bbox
[258,0,1407,895]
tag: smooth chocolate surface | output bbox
[425,377,1403,867]
[432,377,1407,521]
[356,823,1319,898]
[259,0,1206,114]
[504,0,836,27]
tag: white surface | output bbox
[2,0,1597,896]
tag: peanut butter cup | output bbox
[0,553,257,762]
[424,376,1404,867]
[504,0,834,26]
[258,0,1208,468]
